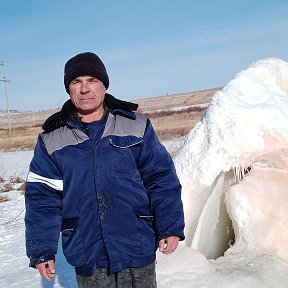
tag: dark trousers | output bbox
[76,263,157,288]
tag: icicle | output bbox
[233,165,246,183]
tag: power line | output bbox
[0,61,12,135]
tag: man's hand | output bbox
[36,260,56,281]
[159,236,180,254]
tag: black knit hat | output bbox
[64,52,109,94]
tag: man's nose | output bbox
[80,82,90,93]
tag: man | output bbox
[25,52,185,287]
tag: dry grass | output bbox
[0,195,10,203]
[145,107,205,140]
[0,88,218,151]
[1,183,13,192]
[0,125,42,151]
[0,109,205,150]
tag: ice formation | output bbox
[174,57,288,260]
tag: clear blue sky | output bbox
[1,0,287,111]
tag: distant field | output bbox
[0,87,220,151]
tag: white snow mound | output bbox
[174,58,288,260]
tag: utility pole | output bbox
[0,61,11,135]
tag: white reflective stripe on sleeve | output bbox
[27,171,63,191]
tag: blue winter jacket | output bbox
[25,95,185,276]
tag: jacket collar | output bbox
[42,94,138,132]
[111,109,136,120]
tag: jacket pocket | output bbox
[61,217,85,267]
[109,136,143,149]
[109,136,143,177]
[134,206,156,254]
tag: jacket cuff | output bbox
[29,255,55,268]
[159,234,185,241]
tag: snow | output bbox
[0,150,34,179]
[144,102,210,114]
[225,166,288,261]
[1,57,288,287]
[176,58,288,252]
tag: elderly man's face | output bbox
[69,76,106,118]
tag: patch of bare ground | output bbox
[135,87,220,111]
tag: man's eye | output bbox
[88,78,98,83]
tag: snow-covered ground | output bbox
[1,58,288,287]
[1,177,288,288]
